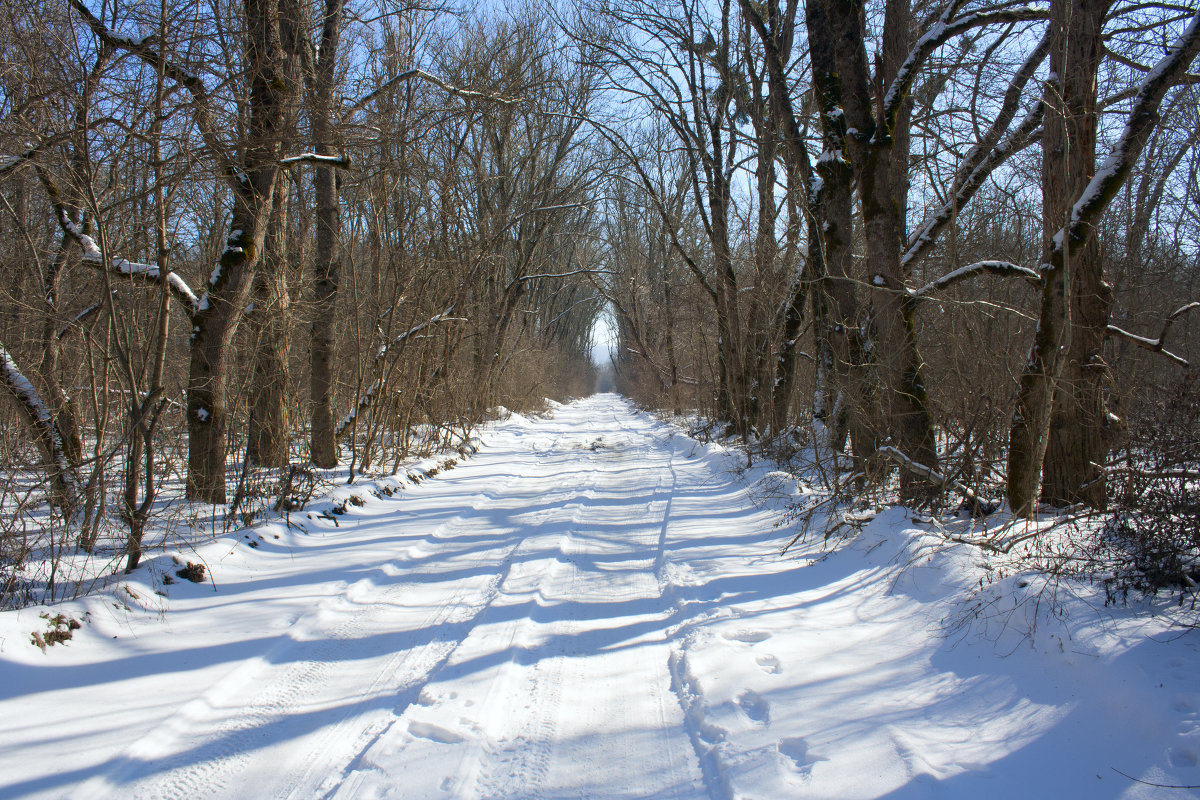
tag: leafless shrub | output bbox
[1097,376,1200,607]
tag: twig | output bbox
[1112,767,1199,789]
[1106,301,1200,367]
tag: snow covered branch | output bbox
[911,261,1042,297]
[881,4,1047,138]
[901,30,1051,269]
[280,153,353,169]
[1106,301,1200,367]
[48,202,201,315]
[0,342,79,513]
[875,445,989,514]
[335,308,463,442]
[347,68,520,115]
[1051,10,1200,263]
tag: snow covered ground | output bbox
[1,393,1198,799]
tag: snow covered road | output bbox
[2,394,1199,799]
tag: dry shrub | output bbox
[1099,375,1200,605]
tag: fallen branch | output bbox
[876,445,993,516]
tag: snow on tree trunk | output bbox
[1,342,78,514]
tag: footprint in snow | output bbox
[756,654,782,674]
[408,719,467,744]
[722,630,771,644]
[778,736,827,778]
[736,689,770,725]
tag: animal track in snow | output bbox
[722,630,771,643]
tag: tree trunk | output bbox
[1039,0,1111,508]
[187,204,272,502]
[247,180,292,467]
[40,239,83,469]
[308,0,347,469]
[1006,7,1200,516]
[1008,0,1108,515]
[805,0,877,472]
[187,0,288,501]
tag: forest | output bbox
[2,0,1199,608]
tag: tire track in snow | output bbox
[89,398,718,800]
[76,466,534,800]
[464,523,587,800]
[400,458,602,800]
[304,444,606,799]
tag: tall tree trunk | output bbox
[1039,0,1111,508]
[866,0,939,504]
[1007,7,1200,516]
[247,179,292,467]
[1007,0,1105,515]
[804,0,876,472]
[187,0,289,502]
[187,203,273,502]
[709,175,746,434]
[308,0,347,468]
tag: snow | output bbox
[884,19,948,117]
[0,346,52,424]
[110,31,151,48]
[1,395,1198,799]
[1,344,77,496]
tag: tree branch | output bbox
[1105,301,1199,366]
[911,260,1042,297]
[0,341,79,513]
[335,307,463,441]
[876,445,991,514]
[1051,10,1200,264]
[346,68,520,115]
[902,29,1051,268]
[66,0,228,172]
[881,6,1047,138]
[280,152,353,168]
[48,199,201,316]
